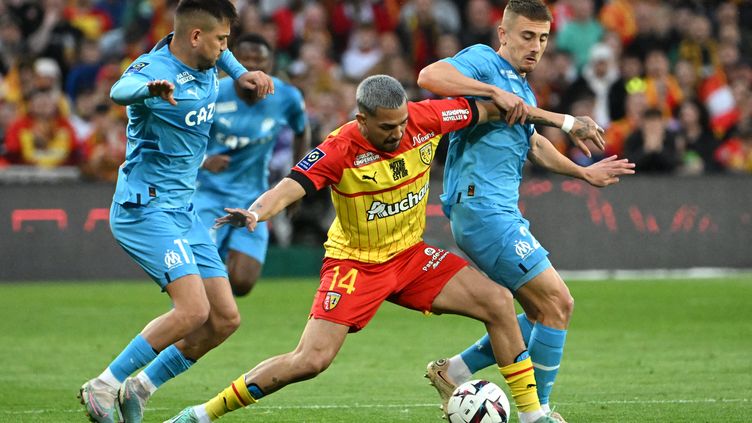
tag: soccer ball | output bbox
[446,379,511,423]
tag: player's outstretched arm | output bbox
[214,177,305,231]
[110,77,177,106]
[520,108,605,158]
[527,132,635,187]
[418,61,529,125]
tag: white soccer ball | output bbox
[446,379,511,423]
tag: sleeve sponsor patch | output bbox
[441,108,470,121]
[296,147,326,171]
[126,62,149,74]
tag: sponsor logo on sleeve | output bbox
[441,108,470,122]
[125,62,149,74]
[296,148,326,171]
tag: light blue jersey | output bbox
[441,44,550,290]
[109,35,248,286]
[441,44,537,218]
[196,76,306,203]
[111,35,246,209]
[194,76,307,262]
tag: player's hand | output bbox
[491,88,529,125]
[147,80,177,105]
[213,208,258,232]
[237,71,275,99]
[567,116,606,158]
[582,155,636,187]
[202,154,230,173]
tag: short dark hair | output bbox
[175,0,237,23]
[234,33,272,52]
[505,0,552,22]
[643,108,664,120]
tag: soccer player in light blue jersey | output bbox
[194,33,310,297]
[77,2,274,423]
[417,1,635,422]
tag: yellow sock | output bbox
[499,357,541,413]
[204,374,257,421]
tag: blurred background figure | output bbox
[624,108,679,173]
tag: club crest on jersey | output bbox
[164,249,183,269]
[297,148,325,171]
[322,291,341,311]
[419,144,433,165]
[126,62,149,74]
[354,151,381,167]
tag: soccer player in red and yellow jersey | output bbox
[165,75,558,423]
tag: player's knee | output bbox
[216,309,242,338]
[476,283,515,323]
[175,305,211,330]
[559,293,574,322]
[295,353,333,378]
[230,277,257,297]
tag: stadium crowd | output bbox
[0,0,750,178]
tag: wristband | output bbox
[247,210,260,222]
[561,114,575,134]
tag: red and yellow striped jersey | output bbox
[290,98,478,263]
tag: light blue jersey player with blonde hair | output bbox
[194,33,310,297]
[418,0,634,422]
[77,1,275,423]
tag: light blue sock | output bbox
[108,335,158,382]
[143,345,195,388]
[528,323,567,405]
[459,334,496,373]
[517,313,534,345]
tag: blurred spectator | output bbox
[435,32,462,63]
[563,42,619,127]
[0,14,24,77]
[674,59,699,101]
[604,90,647,157]
[678,14,719,80]
[65,0,113,40]
[555,0,604,71]
[397,0,460,75]
[608,49,642,121]
[79,103,126,182]
[64,38,103,102]
[673,99,723,174]
[598,0,636,46]
[27,0,84,77]
[643,49,683,118]
[459,0,496,48]
[528,49,576,113]
[3,87,79,167]
[627,2,679,60]
[715,127,752,174]
[341,24,382,81]
[329,0,399,56]
[624,108,680,173]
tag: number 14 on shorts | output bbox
[329,266,358,294]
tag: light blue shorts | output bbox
[110,202,228,289]
[449,201,551,292]
[193,192,269,264]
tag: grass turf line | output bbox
[0,277,750,422]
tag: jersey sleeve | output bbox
[217,50,247,80]
[408,98,479,135]
[288,140,345,196]
[285,87,308,135]
[109,60,153,105]
[442,44,497,82]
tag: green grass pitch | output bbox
[1,277,750,422]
